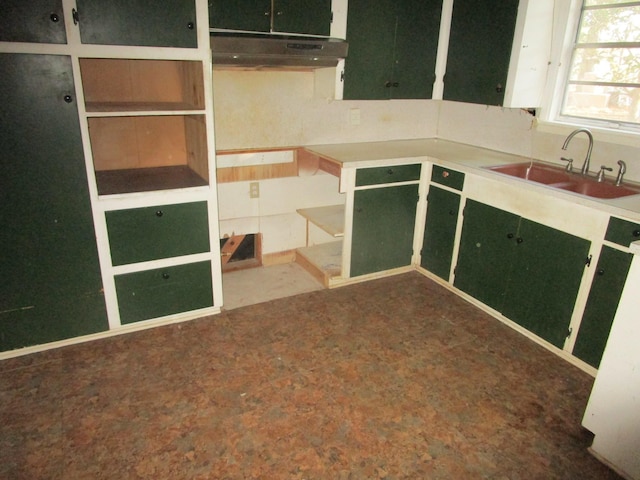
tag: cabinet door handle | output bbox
[187,21,194,30]
[516,237,524,244]
[448,210,456,216]
[496,83,504,93]
[63,94,73,103]
[633,229,640,237]
[506,233,514,239]
[155,210,163,217]
[50,13,60,22]
[162,272,170,280]
[597,269,605,276]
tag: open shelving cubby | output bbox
[80,58,209,195]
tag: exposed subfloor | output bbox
[222,262,324,310]
[0,272,622,479]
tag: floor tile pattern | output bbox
[0,272,621,479]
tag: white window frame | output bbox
[539,0,640,141]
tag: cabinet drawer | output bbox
[355,164,421,186]
[431,165,465,191]
[605,217,640,247]
[106,201,210,266]
[115,261,213,324]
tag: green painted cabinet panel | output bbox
[501,219,591,349]
[210,0,271,32]
[573,246,632,368]
[604,217,640,247]
[77,0,197,47]
[115,261,213,324]
[0,0,67,43]
[351,184,419,277]
[355,163,422,187]
[444,0,518,105]
[431,165,465,191]
[0,54,107,351]
[210,0,331,36]
[454,200,517,310]
[343,0,442,100]
[273,0,331,35]
[454,200,590,348]
[106,202,210,266]
[421,186,460,280]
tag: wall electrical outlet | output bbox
[249,182,260,198]
[349,108,361,125]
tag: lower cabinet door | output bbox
[454,200,518,311]
[115,261,213,324]
[573,246,632,368]
[501,218,591,349]
[421,185,460,280]
[350,184,418,277]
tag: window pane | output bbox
[562,84,640,124]
[570,47,640,83]
[586,0,639,6]
[578,5,640,43]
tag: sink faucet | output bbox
[561,128,593,176]
[616,160,627,186]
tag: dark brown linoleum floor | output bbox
[0,272,622,479]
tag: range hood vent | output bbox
[210,33,348,69]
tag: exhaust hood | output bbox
[210,33,348,69]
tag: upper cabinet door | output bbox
[209,0,331,36]
[209,0,271,32]
[76,0,198,48]
[0,0,67,44]
[343,0,442,100]
[272,0,332,36]
[444,0,518,106]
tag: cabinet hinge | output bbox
[340,70,344,82]
[72,7,79,25]
[585,254,592,267]
[330,11,334,23]
[566,327,573,339]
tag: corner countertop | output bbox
[304,138,640,219]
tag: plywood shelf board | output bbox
[95,165,208,195]
[85,101,203,113]
[296,241,342,286]
[297,205,345,237]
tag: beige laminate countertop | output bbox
[304,138,640,219]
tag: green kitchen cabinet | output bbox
[0,0,67,44]
[115,261,213,324]
[0,54,108,352]
[573,246,633,368]
[454,200,590,348]
[444,0,519,105]
[604,216,640,247]
[421,185,461,281]
[76,0,198,47]
[209,0,331,36]
[106,202,210,266]
[343,0,442,100]
[351,183,419,277]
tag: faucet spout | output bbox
[561,128,593,175]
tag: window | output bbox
[559,1,640,129]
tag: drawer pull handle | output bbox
[162,272,170,280]
[187,21,195,30]
[507,233,514,239]
[442,171,450,178]
[597,269,605,276]
[516,237,524,244]
[50,13,60,22]
[633,229,640,237]
[387,168,394,175]
[156,210,163,217]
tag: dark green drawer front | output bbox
[431,165,465,191]
[605,217,640,247]
[107,202,210,266]
[355,164,421,187]
[115,261,213,324]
